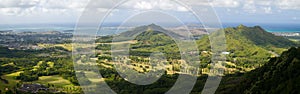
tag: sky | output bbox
[0,0,300,25]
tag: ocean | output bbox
[0,23,299,34]
[0,23,127,36]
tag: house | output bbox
[222,52,230,55]
[18,84,48,93]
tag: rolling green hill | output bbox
[126,24,181,59]
[119,24,183,38]
[197,25,298,68]
[233,25,296,48]
[113,24,183,42]
[198,25,297,51]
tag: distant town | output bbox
[1,26,299,50]
[0,30,72,50]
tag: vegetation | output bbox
[197,25,297,69]
[0,46,78,93]
[217,47,300,94]
[0,24,299,93]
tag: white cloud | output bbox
[263,7,272,14]
[133,1,154,10]
[123,0,189,12]
[0,8,22,15]
[242,0,256,13]
[179,0,210,6]
[0,0,92,16]
[211,0,240,8]
[208,0,277,14]
[0,0,40,15]
[0,0,39,8]
[275,0,300,10]
[256,0,273,6]
[195,0,299,13]
[177,6,188,12]
[38,0,90,12]
[0,0,300,16]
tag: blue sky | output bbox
[0,0,299,25]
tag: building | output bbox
[18,84,48,93]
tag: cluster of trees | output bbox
[0,64,19,75]
[0,46,81,92]
[129,30,181,60]
[16,61,59,82]
[96,44,111,51]
[17,70,39,82]
[96,36,113,43]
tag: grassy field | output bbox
[96,40,137,45]
[84,71,104,83]
[0,71,22,92]
[33,75,73,87]
[0,71,80,93]
[37,41,137,52]
[38,43,73,51]
[34,75,82,93]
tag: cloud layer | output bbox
[0,0,299,24]
[0,0,299,16]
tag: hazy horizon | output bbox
[1,22,300,33]
[0,0,299,24]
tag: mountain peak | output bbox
[224,25,297,48]
[119,24,183,38]
[146,23,163,30]
[148,23,157,26]
[237,24,246,28]
[129,24,166,33]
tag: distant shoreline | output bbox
[0,23,299,34]
[266,30,300,33]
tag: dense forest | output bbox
[216,47,300,94]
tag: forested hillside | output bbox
[217,47,300,94]
[197,25,298,69]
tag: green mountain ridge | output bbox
[118,24,298,71]
[230,25,297,48]
[119,24,183,39]
[199,25,297,50]
[197,25,298,68]
[128,24,181,59]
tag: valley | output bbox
[0,24,299,93]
